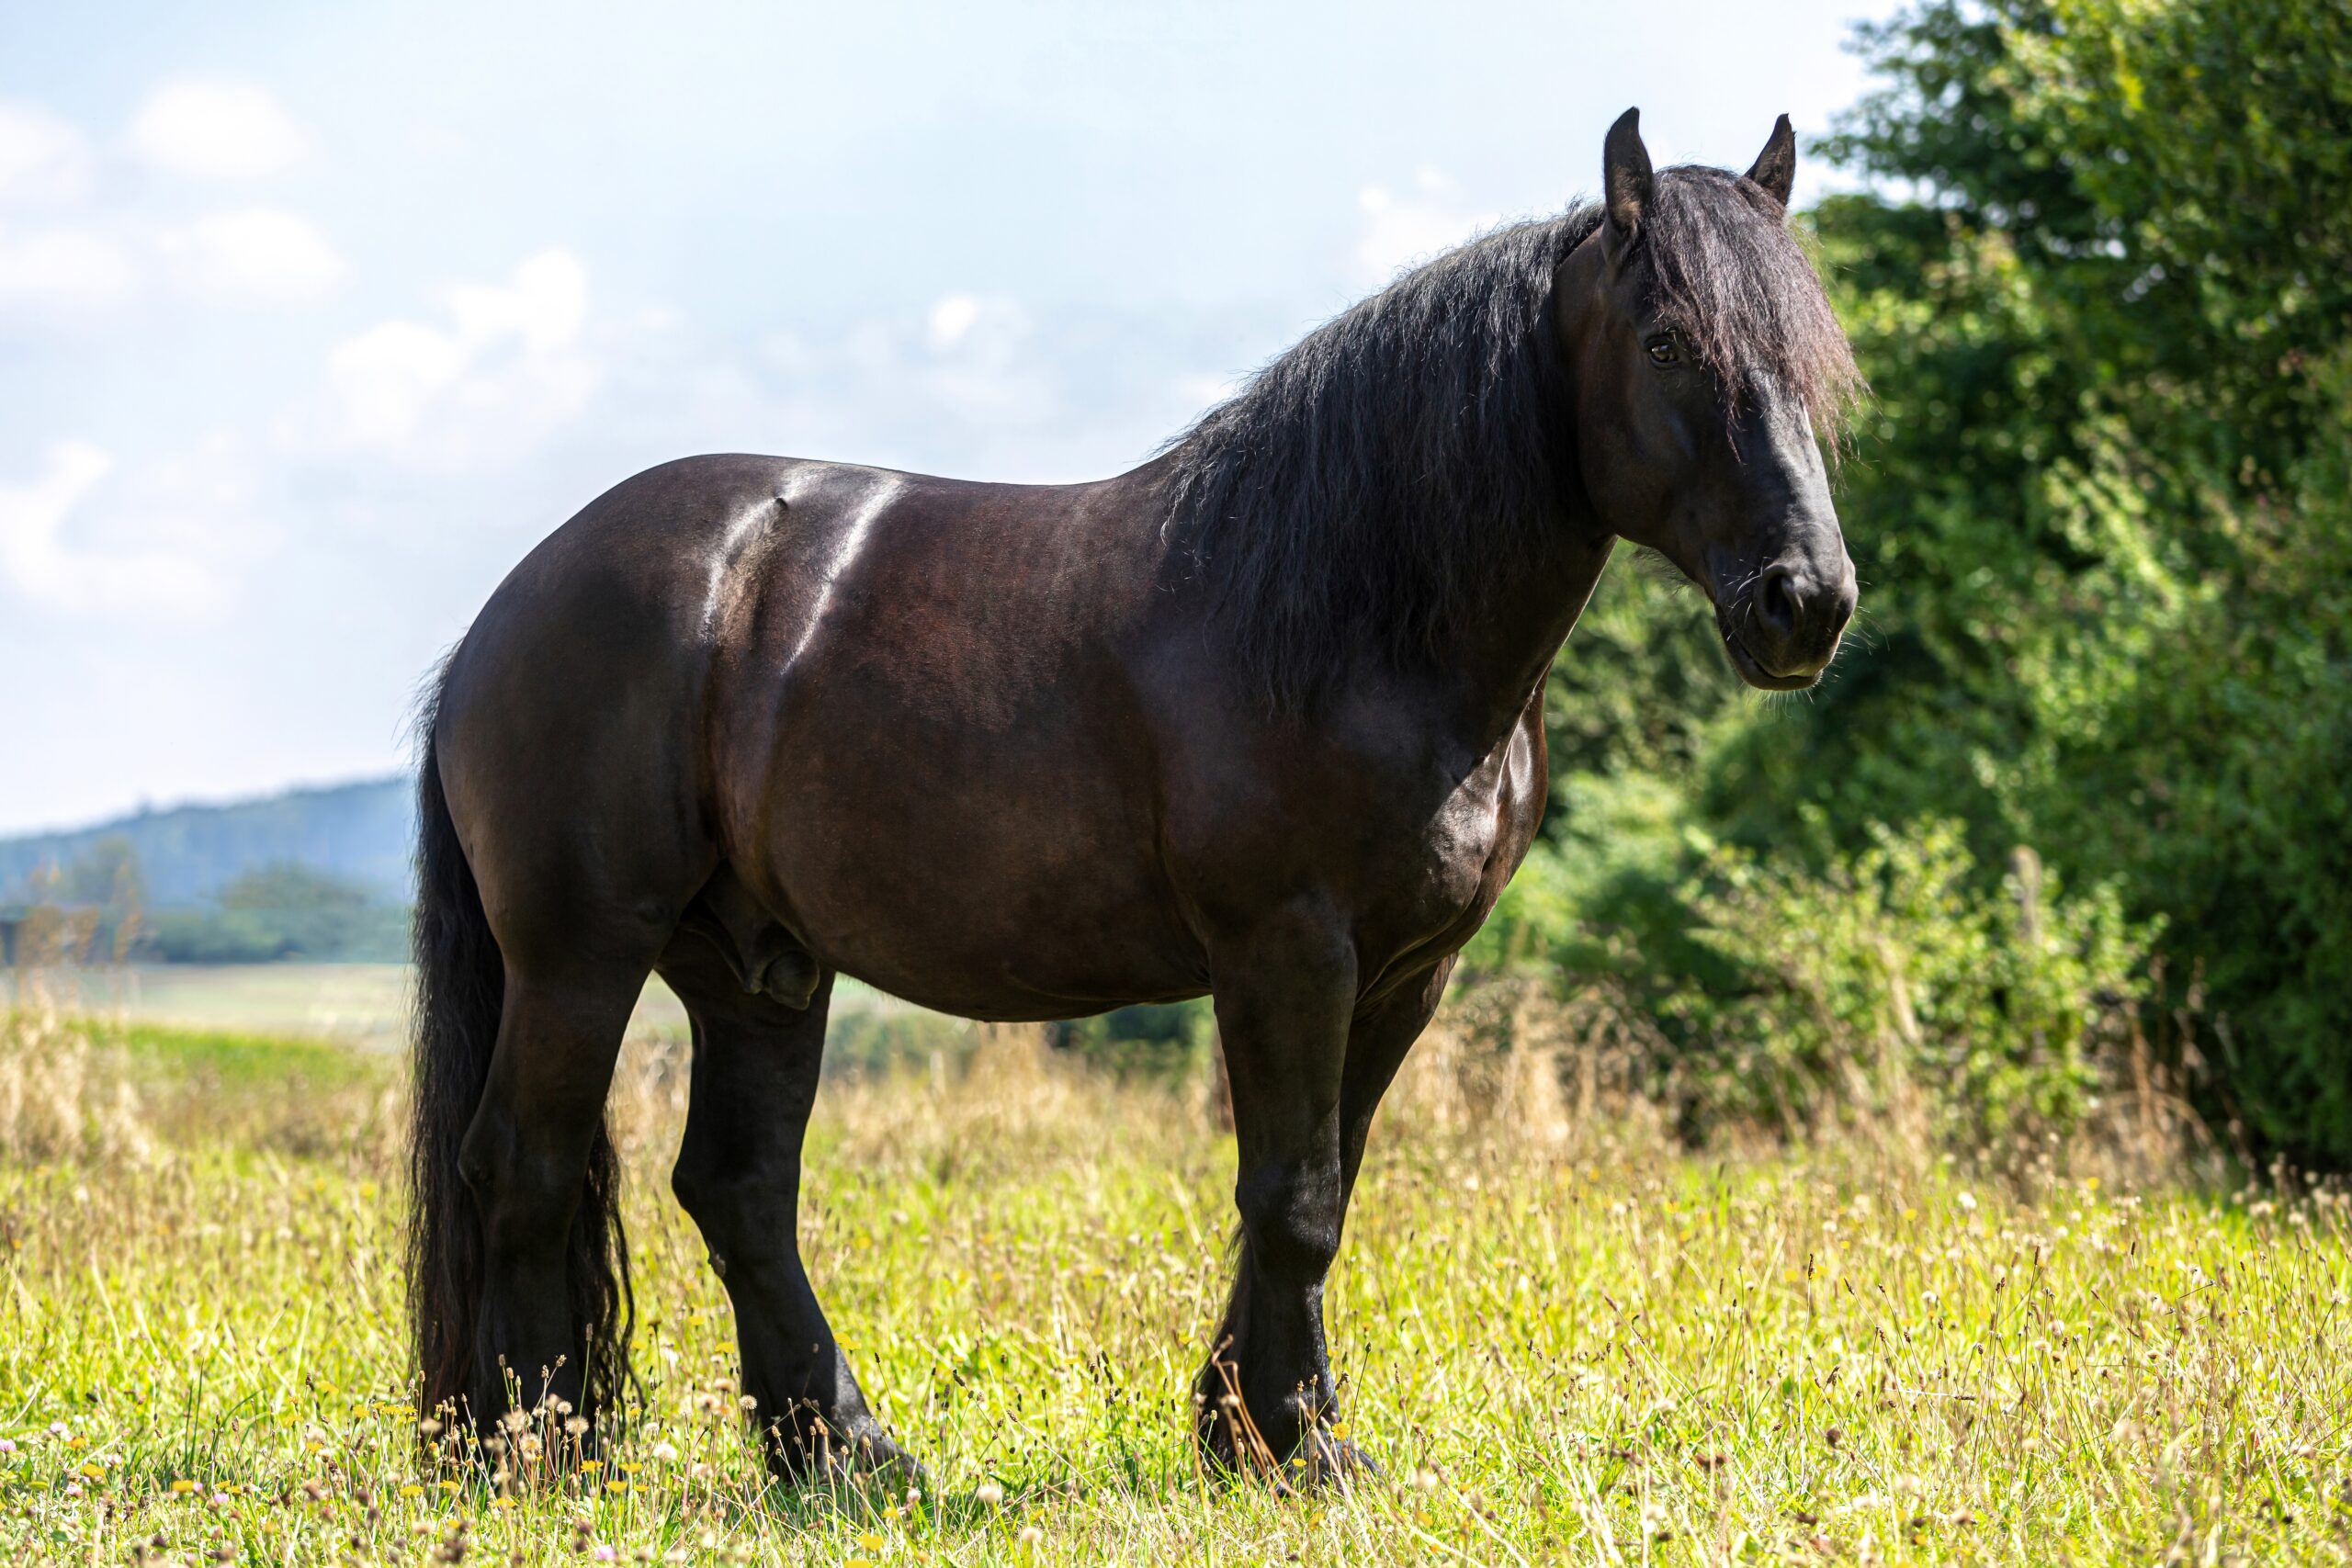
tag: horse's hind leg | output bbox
[458,953,652,1433]
[659,936,917,1483]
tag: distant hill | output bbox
[0,776,415,908]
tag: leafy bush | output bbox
[1515,0,2351,1163]
[1670,820,2154,1148]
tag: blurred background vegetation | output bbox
[5,0,2346,1168]
[1466,0,2351,1166]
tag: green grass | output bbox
[2,1009,2348,1563]
[113,1021,386,1089]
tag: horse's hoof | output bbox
[808,1431,928,1495]
[1283,1431,1379,1492]
[1196,1419,1377,1492]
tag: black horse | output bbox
[409,108,1861,1482]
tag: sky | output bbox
[0,0,1902,835]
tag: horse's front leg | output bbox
[1195,906,1361,1480]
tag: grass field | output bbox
[3,1002,2348,1565]
[0,964,935,1053]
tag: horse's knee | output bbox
[1236,1158,1343,1282]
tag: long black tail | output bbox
[408,674,632,1427]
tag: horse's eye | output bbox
[1645,335,1679,367]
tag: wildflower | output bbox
[1017,1525,1043,1544]
[650,1442,679,1464]
[1956,1192,1978,1213]
[0,1438,16,1456]
[858,1532,886,1551]
[172,1479,198,1494]
[401,1484,424,1497]
[975,1482,1004,1507]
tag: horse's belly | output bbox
[739,739,1203,1021]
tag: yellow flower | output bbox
[857,1532,887,1551]
[400,1484,424,1498]
[171,1479,197,1494]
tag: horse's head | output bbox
[1555,109,1862,691]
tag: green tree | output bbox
[1529,0,2352,1161]
[149,863,409,964]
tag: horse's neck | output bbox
[1447,525,1616,742]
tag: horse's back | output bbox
[435,451,1203,1010]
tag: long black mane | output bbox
[1163,165,1860,710]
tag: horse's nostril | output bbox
[1758,566,1800,634]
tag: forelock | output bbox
[1642,164,1863,435]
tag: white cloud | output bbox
[0,224,141,315]
[0,96,344,325]
[0,441,111,602]
[127,82,311,181]
[744,291,1190,481]
[1351,169,1499,287]
[927,292,981,351]
[0,438,249,615]
[910,293,1043,422]
[164,208,345,306]
[0,102,95,205]
[297,249,598,463]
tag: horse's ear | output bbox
[1745,113,1797,209]
[1602,107,1652,261]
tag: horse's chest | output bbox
[1363,719,1544,955]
